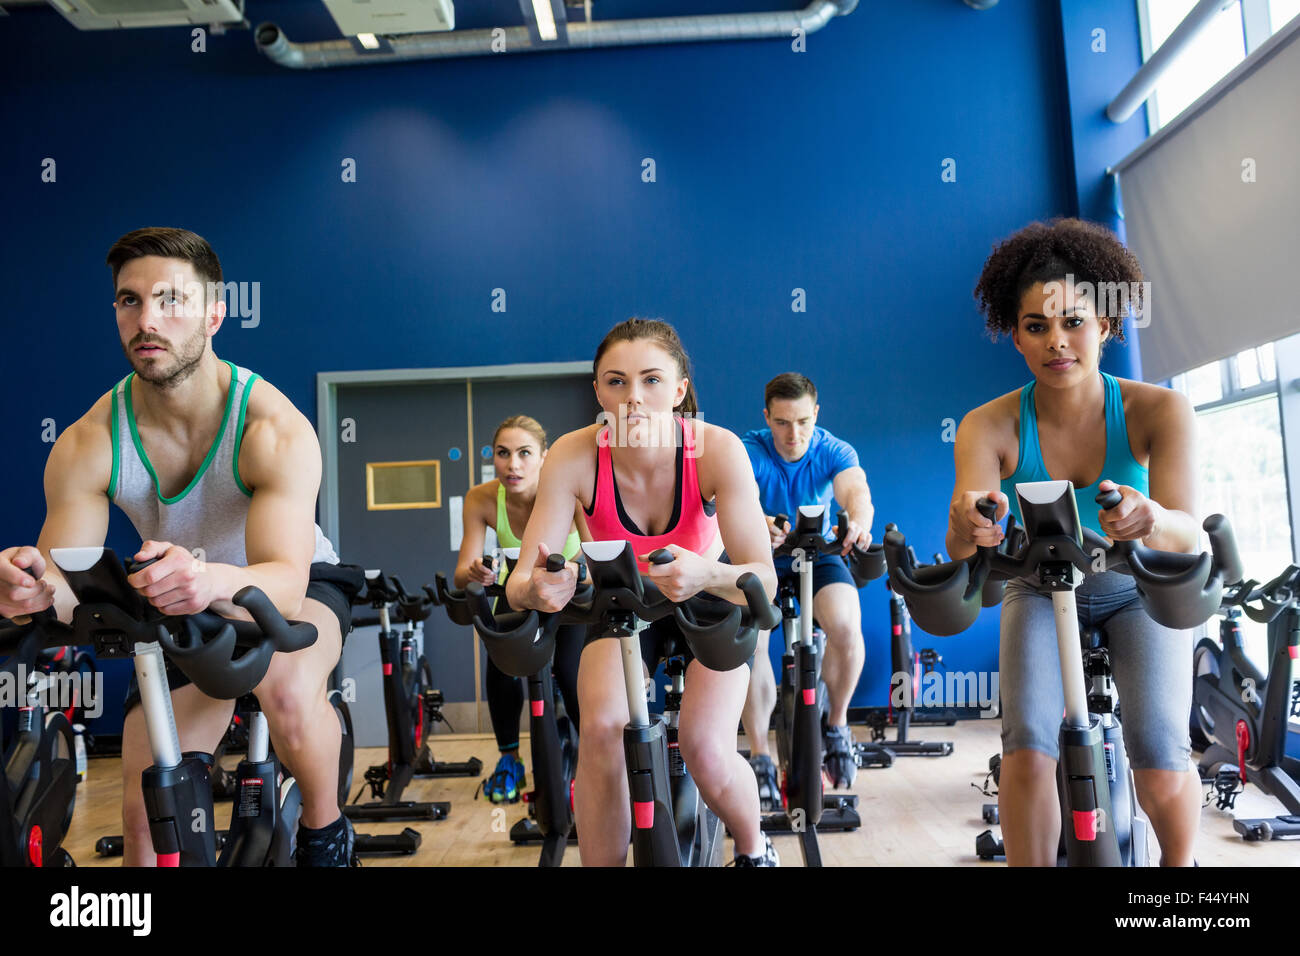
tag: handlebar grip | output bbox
[1203,514,1243,586]
[774,514,789,531]
[835,510,850,542]
[483,554,495,571]
[1095,488,1123,510]
[647,549,674,565]
[390,575,412,600]
[545,553,566,573]
[423,584,440,607]
[233,586,317,653]
[737,572,780,631]
[975,498,998,523]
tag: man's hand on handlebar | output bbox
[641,544,712,604]
[128,540,217,616]
[951,491,1008,549]
[765,515,788,549]
[1095,480,1161,544]
[0,545,55,619]
[466,556,497,587]
[839,520,872,557]
[528,541,578,613]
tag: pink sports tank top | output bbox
[583,417,719,571]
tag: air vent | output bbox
[321,0,453,38]
[48,0,243,29]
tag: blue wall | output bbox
[1,0,1089,727]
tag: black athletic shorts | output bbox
[122,561,363,713]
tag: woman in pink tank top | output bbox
[505,318,779,866]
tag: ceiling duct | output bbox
[255,0,857,70]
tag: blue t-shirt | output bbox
[742,426,860,537]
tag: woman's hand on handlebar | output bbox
[949,491,1007,550]
[466,556,497,587]
[641,544,712,604]
[0,545,55,619]
[526,542,577,613]
[1095,480,1161,543]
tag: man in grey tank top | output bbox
[0,227,359,866]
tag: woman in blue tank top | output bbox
[946,219,1203,866]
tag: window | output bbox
[1141,0,1246,130]
[1140,0,1300,130]
[1271,0,1300,31]
[1171,344,1292,685]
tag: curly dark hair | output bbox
[973,218,1144,343]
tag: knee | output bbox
[1001,748,1057,786]
[677,727,730,786]
[256,678,319,741]
[1133,767,1195,802]
[578,709,627,768]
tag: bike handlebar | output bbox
[884,485,1241,635]
[772,505,885,587]
[469,541,778,675]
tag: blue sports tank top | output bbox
[1000,372,1149,537]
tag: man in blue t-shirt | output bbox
[741,373,875,794]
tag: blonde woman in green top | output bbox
[455,415,584,803]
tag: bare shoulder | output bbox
[465,479,499,520]
[960,390,1020,441]
[549,424,601,467]
[47,391,115,491]
[1117,377,1192,420]
[692,419,744,461]
[237,376,320,485]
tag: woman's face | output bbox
[1012,280,1110,387]
[494,427,545,493]
[594,340,688,447]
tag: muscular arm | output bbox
[1125,388,1199,554]
[831,466,874,544]
[946,405,1008,561]
[505,430,588,612]
[35,413,114,622]
[454,484,493,589]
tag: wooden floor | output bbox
[61,719,1300,866]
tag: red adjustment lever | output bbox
[28,826,43,867]
[1072,810,1098,841]
[633,800,654,829]
[1236,719,1250,783]
[531,700,545,717]
[801,688,816,706]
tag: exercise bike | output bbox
[441,549,580,866]
[472,543,778,866]
[858,532,956,758]
[45,546,320,866]
[1,612,78,867]
[1193,564,1300,841]
[761,505,884,865]
[342,570,481,855]
[885,481,1240,866]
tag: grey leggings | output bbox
[999,571,1193,771]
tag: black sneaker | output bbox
[730,835,780,867]
[295,814,360,867]
[749,754,780,812]
[823,724,858,789]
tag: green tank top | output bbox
[495,483,580,584]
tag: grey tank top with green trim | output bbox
[109,361,338,567]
